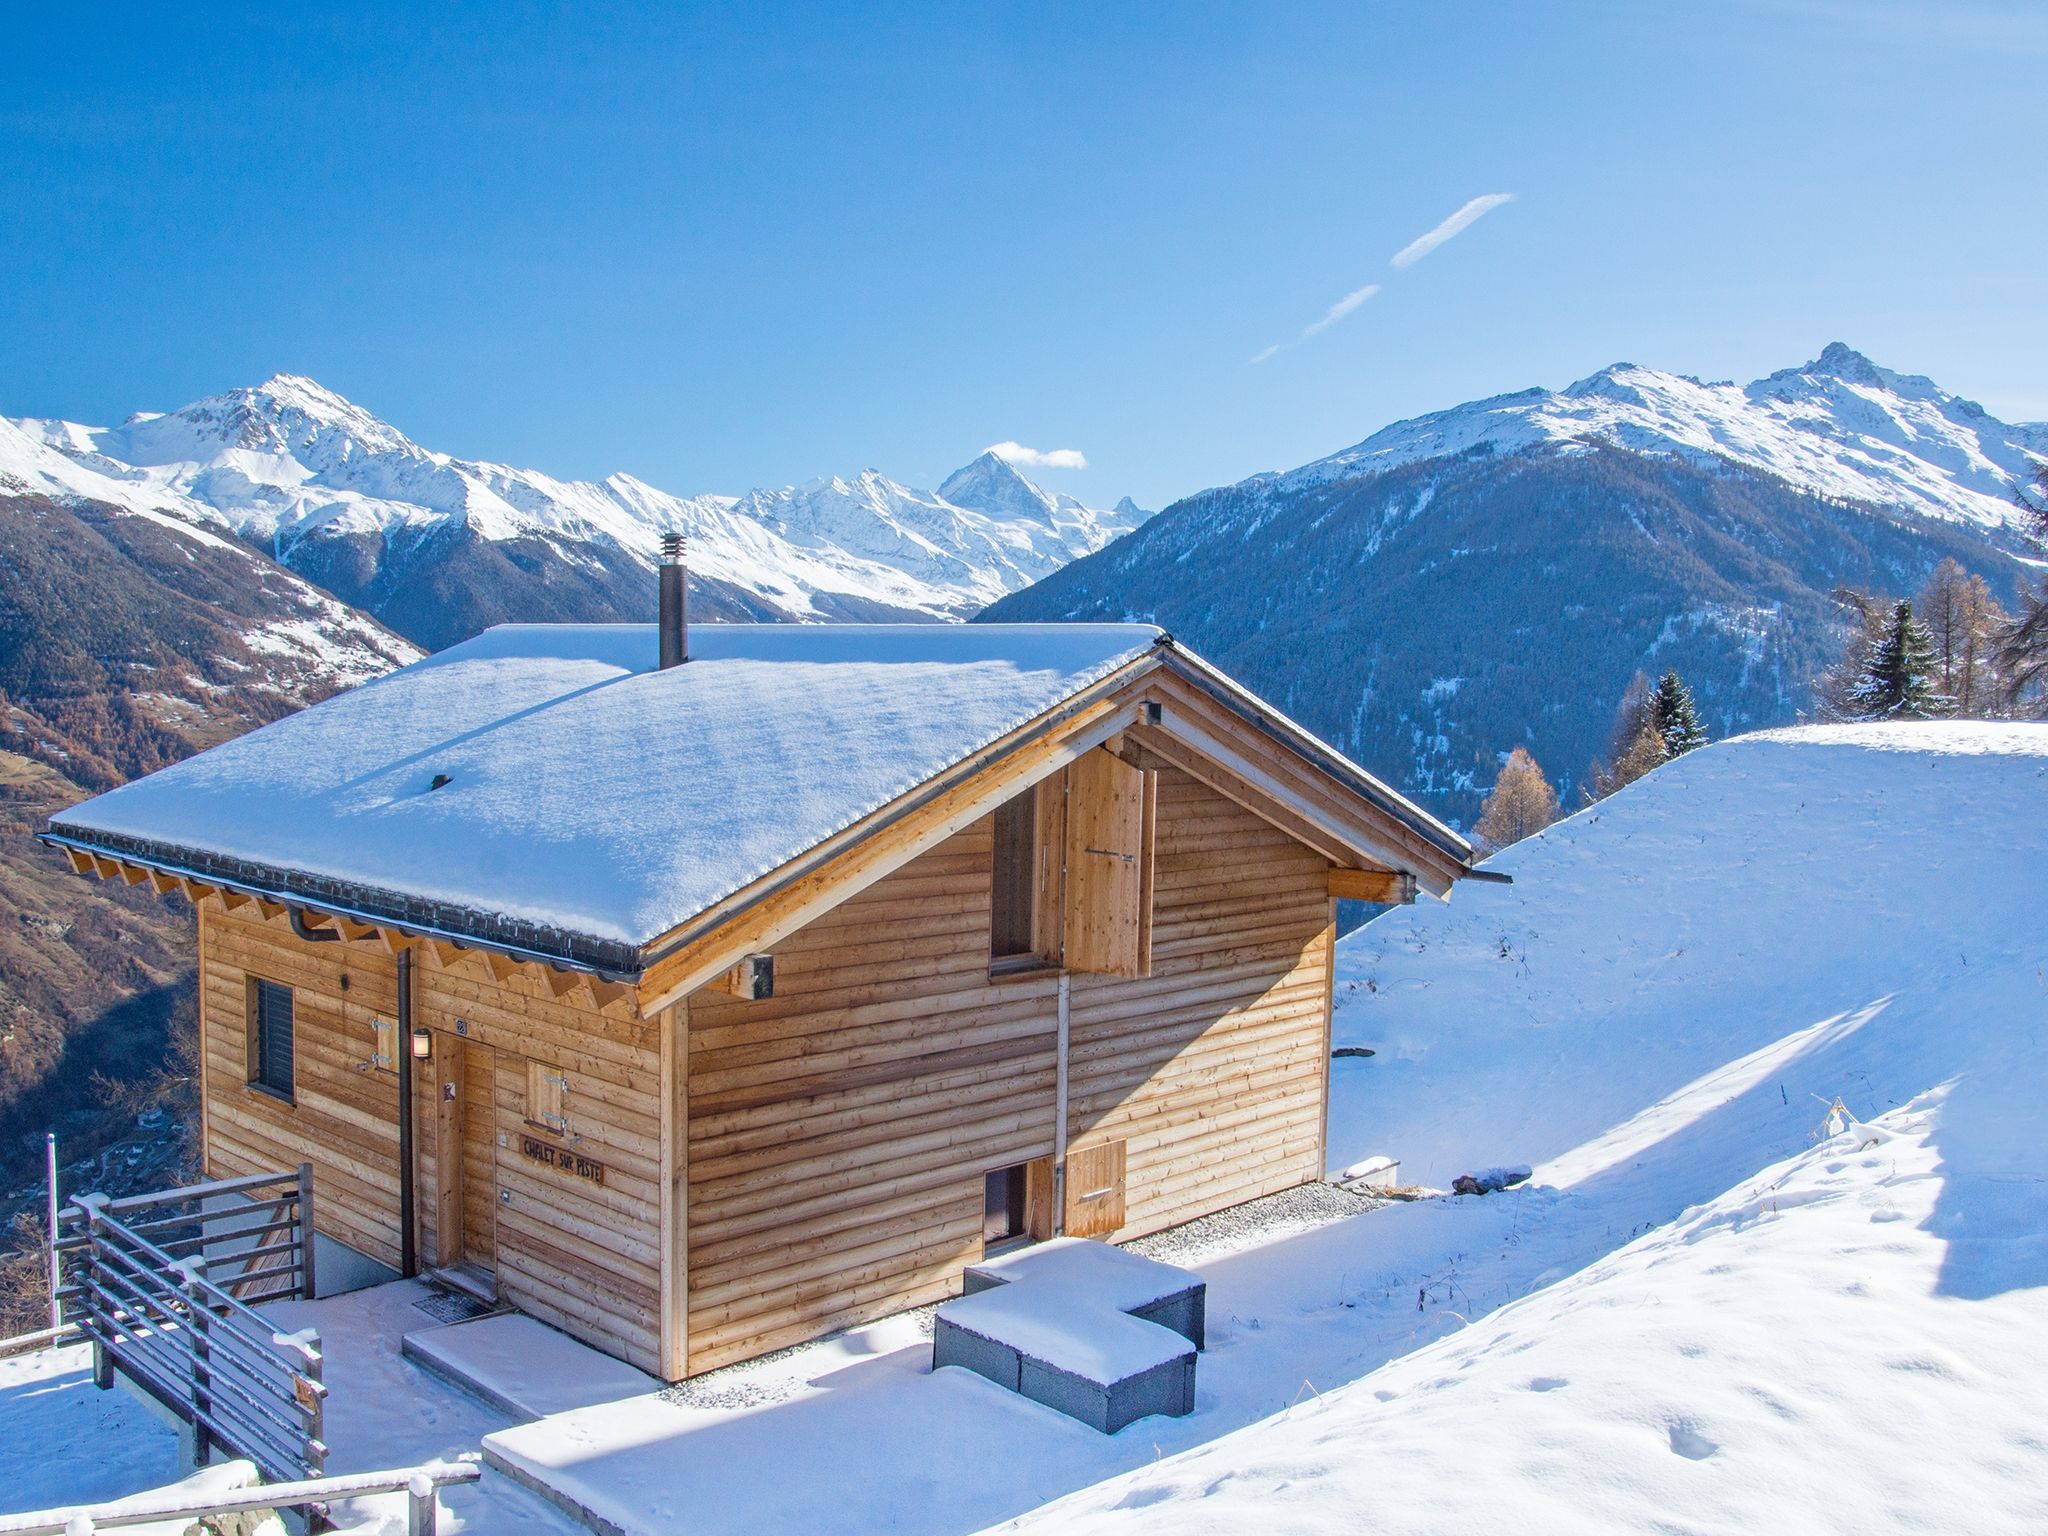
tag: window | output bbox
[983,1164,1028,1246]
[989,788,1041,967]
[247,978,294,1100]
[527,1060,570,1136]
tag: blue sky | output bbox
[3,1,2042,509]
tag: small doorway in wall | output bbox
[981,1156,1055,1256]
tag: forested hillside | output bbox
[984,443,2031,824]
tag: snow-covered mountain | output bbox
[986,345,2045,825]
[9,377,1146,650]
[0,413,416,711]
[1281,342,2047,534]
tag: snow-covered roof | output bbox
[49,623,1166,967]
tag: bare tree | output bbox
[1915,559,2008,717]
[1474,745,1561,853]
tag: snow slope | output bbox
[1008,722,2048,1533]
[1284,343,2047,535]
[9,379,1145,632]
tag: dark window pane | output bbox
[990,791,1037,960]
[983,1165,1026,1244]
[254,979,294,1097]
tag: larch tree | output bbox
[1845,599,1951,720]
[1916,559,2008,717]
[1588,673,1660,799]
[1474,745,1561,853]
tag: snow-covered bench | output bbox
[934,1238,1204,1433]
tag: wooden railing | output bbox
[0,1460,481,1536]
[55,1168,326,1483]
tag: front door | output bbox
[459,1041,499,1280]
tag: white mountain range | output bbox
[4,374,1148,646]
[1275,342,2046,534]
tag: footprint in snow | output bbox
[1667,1422,1719,1460]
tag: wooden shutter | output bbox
[1063,749,1155,978]
[248,978,294,1099]
[527,1059,570,1136]
[1063,1141,1127,1237]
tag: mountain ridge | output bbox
[10,376,1148,649]
[982,344,2044,825]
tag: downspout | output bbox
[396,948,417,1278]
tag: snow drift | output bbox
[1006,722,2048,1534]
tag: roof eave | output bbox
[1152,640,1478,870]
[37,828,643,981]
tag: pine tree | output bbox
[1473,746,1561,853]
[1648,668,1708,757]
[1845,600,1951,720]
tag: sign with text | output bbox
[520,1133,606,1186]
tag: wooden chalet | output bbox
[45,548,1482,1380]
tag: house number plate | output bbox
[520,1133,606,1186]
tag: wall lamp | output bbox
[410,1026,434,1062]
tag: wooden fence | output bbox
[55,1167,327,1483]
[0,1460,481,1536]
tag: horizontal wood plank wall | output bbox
[1066,768,1331,1240]
[684,821,1061,1375]
[198,905,404,1269]
[411,960,664,1375]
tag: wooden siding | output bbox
[198,906,404,1268]
[197,906,666,1375]
[409,961,663,1373]
[1066,770,1332,1239]
[681,763,1332,1375]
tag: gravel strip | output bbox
[1124,1180,1383,1269]
[660,1182,1380,1411]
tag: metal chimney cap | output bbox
[660,533,685,564]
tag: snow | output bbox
[403,1313,659,1420]
[9,377,1148,625]
[939,1287,1191,1383]
[967,1236,1199,1314]
[52,623,1163,948]
[0,1284,576,1532]
[1011,720,2048,1532]
[1282,344,2046,535]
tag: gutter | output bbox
[37,829,640,982]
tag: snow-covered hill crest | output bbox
[1010,721,2048,1534]
[1284,342,2046,534]
[9,378,1148,647]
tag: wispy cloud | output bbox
[1302,283,1382,337]
[1390,192,1516,269]
[986,441,1088,470]
[1250,191,1516,366]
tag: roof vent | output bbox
[659,533,689,670]
[429,773,451,791]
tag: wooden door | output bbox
[460,1041,499,1273]
[1064,1140,1127,1237]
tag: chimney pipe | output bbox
[659,533,689,669]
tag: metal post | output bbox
[182,1267,213,1467]
[296,1163,318,1300]
[45,1132,61,1333]
[395,950,417,1279]
[81,1201,111,1391]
